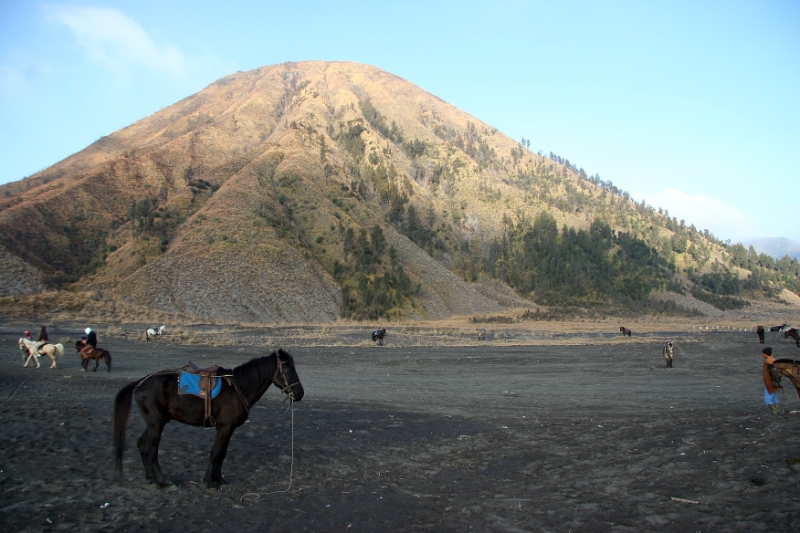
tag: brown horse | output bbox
[769,359,800,402]
[785,328,800,348]
[756,325,765,344]
[619,327,631,337]
[76,342,111,372]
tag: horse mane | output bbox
[773,358,800,365]
[231,351,279,398]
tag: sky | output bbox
[1,1,798,245]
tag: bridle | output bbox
[272,355,300,403]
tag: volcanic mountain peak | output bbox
[3,61,788,323]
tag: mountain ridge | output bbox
[1,61,797,323]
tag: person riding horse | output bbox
[80,327,98,359]
[26,325,50,358]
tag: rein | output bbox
[272,357,300,404]
[238,355,299,501]
[240,398,296,501]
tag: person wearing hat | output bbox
[23,330,32,341]
[81,327,98,357]
[762,347,781,414]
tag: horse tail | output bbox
[112,382,136,474]
[55,343,64,358]
[105,350,112,371]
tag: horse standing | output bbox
[112,349,304,489]
[372,328,386,346]
[145,325,166,341]
[770,323,787,332]
[785,328,800,348]
[663,341,675,368]
[619,327,632,337]
[756,326,765,344]
[476,328,486,341]
[19,338,64,369]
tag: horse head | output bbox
[274,349,304,402]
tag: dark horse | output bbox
[372,328,386,346]
[619,327,632,337]
[770,323,787,332]
[75,341,111,372]
[112,349,304,489]
[756,326,765,344]
[785,328,800,348]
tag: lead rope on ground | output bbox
[240,399,294,502]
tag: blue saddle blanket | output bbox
[177,372,222,399]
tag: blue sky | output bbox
[1,1,798,244]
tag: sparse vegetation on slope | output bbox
[0,61,797,323]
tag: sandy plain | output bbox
[0,319,799,532]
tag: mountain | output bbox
[0,61,795,323]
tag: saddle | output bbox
[36,343,52,355]
[178,362,226,428]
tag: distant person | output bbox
[81,327,98,358]
[761,347,781,414]
[30,325,50,355]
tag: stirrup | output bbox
[203,415,217,428]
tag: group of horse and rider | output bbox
[20,325,111,371]
[17,321,306,490]
[756,322,800,415]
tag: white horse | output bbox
[145,325,166,341]
[19,338,64,369]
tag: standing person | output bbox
[762,347,781,414]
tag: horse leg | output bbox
[203,425,236,489]
[93,357,100,372]
[136,419,170,487]
[48,352,56,369]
